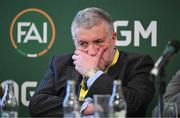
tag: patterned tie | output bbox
[83,77,88,90]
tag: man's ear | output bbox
[112,32,117,45]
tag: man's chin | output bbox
[98,64,108,71]
[99,59,110,71]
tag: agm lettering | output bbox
[114,20,157,47]
[1,81,38,107]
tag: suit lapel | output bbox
[107,51,126,80]
[66,66,83,96]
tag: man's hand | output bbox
[82,103,94,115]
[72,46,106,76]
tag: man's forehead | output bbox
[75,32,107,42]
[75,27,109,40]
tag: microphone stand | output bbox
[156,67,166,117]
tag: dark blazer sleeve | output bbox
[163,70,180,100]
[28,54,73,117]
[28,56,64,117]
[163,70,180,116]
[123,54,155,117]
[86,74,114,96]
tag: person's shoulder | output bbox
[54,53,73,60]
[173,70,180,80]
[169,69,180,84]
[120,51,154,64]
[51,53,74,66]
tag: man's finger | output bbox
[96,46,107,59]
[72,55,78,61]
[73,60,78,66]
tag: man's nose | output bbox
[87,45,98,56]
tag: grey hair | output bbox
[71,7,114,39]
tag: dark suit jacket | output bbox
[152,70,180,117]
[163,70,180,116]
[29,51,155,117]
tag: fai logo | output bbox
[10,8,56,58]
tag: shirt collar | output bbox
[105,48,119,73]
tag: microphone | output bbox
[151,40,180,76]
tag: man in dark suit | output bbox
[152,70,180,117]
[163,69,180,116]
[29,7,155,117]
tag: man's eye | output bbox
[79,42,87,47]
[95,40,103,44]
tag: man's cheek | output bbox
[98,60,104,70]
[99,57,106,66]
[78,48,88,54]
[99,58,103,65]
[101,50,108,59]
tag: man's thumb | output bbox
[96,46,106,59]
